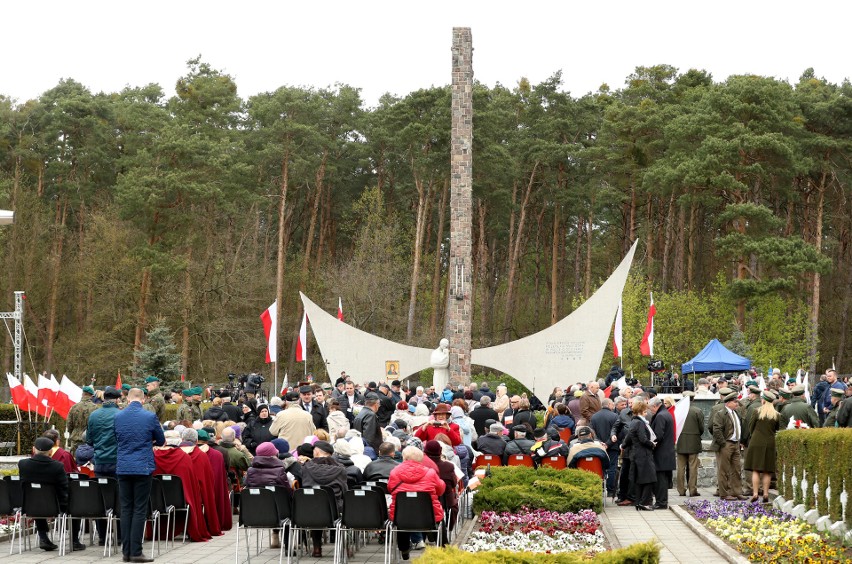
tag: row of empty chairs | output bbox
[0,473,191,557]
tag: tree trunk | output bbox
[574,215,584,294]
[503,162,538,341]
[550,206,560,325]
[628,181,637,244]
[645,193,654,282]
[45,196,68,375]
[302,151,327,276]
[181,247,193,378]
[429,178,449,340]
[406,172,433,342]
[687,203,697,290]
[807,172,826,374]
[673,202,686,291]
[661,192,676,292]
[584,209,594,298]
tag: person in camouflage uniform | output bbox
[65,385,99,456]
[143,376,167,422]
[116,383,132,409]
[176,387,203,423]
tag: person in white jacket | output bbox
[326,399,350,442]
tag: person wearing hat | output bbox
[822,387,845,428]
[142,376,166,422]
[19,437,86,551]
[503,423,535,464]
[474,422,507,457]
[706,387,734,496]
[65,383,99,456]
[116,383,132,408]
[300,440,347,558]
[744,390,780,503]
[114,387,165,562]
[86,385,122,544]
[711,392,747,501]
[75,443,96,477]
[675,391,704,497]
[413,402,462,446]
[244,403,277,455]
[299,384,329,431]
[530,426,568,465]
[245,441,292,549]
[176,388,203,423]
[779,384,820,429]
[270,392,316,448]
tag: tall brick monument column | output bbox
[447,28,473,386]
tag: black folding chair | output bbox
[67,479,106,547]
[340,488,390,563]
[1,477,23,555]
[21,482,68,555]
[149,478,172,552]
[391,491,442,560]
[144,484,162,558]
[157,474,191,546]
[235,486,291,564]
[96,476,120,557]
[288,487,340,564]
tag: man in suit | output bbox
[712,392,746,500]
[18,437,83,551]
[649,397,675,509]
[675,391,705,497]
[299,385,328,431]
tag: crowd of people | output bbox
[15,367,852,561]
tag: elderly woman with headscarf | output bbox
[409,402,430,428]
[242,404,275,455]
[332,439,363,487]
[449,405,475,448]
[347,437,372,472]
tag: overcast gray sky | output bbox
[3,1,849,106]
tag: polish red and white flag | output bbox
[337,297,344,322]
[640,293,656,357]
[260,300,278,363]
[37,374,59,414]
[613,299,623,358]
[23,374,49,416]
[54,375,83,419]
[6,373,29,412]
[296,312,308,362]
[669,395,690,444]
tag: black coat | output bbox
[243,415,275,454]
[376,394,395,427]
[650,407,676,471]
[624,418,657,484]
[301,400,328,431]
[222,403,242,422]
[611,407,634,456]
[589,408,619,452]
[18,454,70,512]
[469,406,499,436]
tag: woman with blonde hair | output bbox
[493,384,510,419]
[744,390,780,503]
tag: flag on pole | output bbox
[280,372,289,395]
[602,385,612,400]
[296,312,308,362]
[337,297,344,321]
[260,300,278,363]
[23,374,49,416]
[669,395,691,444]
[54,375,82,419]
[613,299,623,358]
[37,374,57,412]
[115,370,122,390]
[640,293,656,357]
[6,373,29,411]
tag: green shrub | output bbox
[776,428,852,527]
[415,542,660,563]
[1,468,19,476]
[473,466,603,514]
[0,404,61,454]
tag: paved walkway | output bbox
[601,486,729,564]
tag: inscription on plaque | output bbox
[544,341,584,361]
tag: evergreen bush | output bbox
[472,466,603,514]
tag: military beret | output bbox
[778,389,792,399]
[121,384,131,391]
[313,440,334,455]
[196,429,210,442]
[761,390,776,402]
[786,378,797,385]
[191,387,203,395]
[745,380,758,388]
[723,392,739,402]
[145,376,161,383]
[103,387,122,400]
[181,389,193,397]
[830,388,845,398]
[81,386,95,395]
[748,385,760,394]
[791,384,805,396]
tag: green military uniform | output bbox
[823,388,845,428]
[675,392,705,496]
[65,387,99,456]
[176,387,203,423]
[711,392,745,498]
[116,383,132,409]
[142,376,167,421]
[780,386,820,429]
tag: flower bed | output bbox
[685,499,849,563]
[462,507,605,555]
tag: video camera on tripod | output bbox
[225,372,266,401]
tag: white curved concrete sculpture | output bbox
[472,240,637,399]
[300,292,433,382]
[302,240,637,397]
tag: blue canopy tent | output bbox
[681,339,751,374]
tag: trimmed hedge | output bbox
[776,428,852,527]
[415,542,660,563]
[472,466,604,515]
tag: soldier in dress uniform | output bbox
[675,391,704,497]
[823,388,845,428]
[780,384,820,429]
[65,385,99,456]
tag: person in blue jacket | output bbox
[114,387,165,563]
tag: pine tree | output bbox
[133,319,182,382]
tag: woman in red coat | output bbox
[387,446,445,561]
[413,404,462,446]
